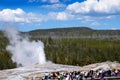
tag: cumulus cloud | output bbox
[38,12,73,21]
[26,0,120,24]
[0,8,42,23]
[0,8,73,23]
[67,0,120,15]
[30,0,119,22]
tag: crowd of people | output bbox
[42,69,120,80]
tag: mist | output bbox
[3,27,46,67]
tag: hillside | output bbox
[27,27,120,39]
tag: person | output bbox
[84,71,88,79]
[100,75,105,80]
[65,73,70,80]
[57,72,61,80]
[90,76,95,80]
[44,72,49,80]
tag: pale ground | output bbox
[0,61,120,80]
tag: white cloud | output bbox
[0,4,116,24]
[44,12,58,20]
[56,12,68,20]
[27,0,120,24]
[49,0,59,3]
[91,22,100,26]
[41,12,74,21]
[0,8,75,23]
[56,12,74,20]
[41,3,66,9]
[0,8,42,23]
[67,0,120,15]
[106,15,115,19]
[111,28,117,30]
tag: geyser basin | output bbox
[0,63,81,80]
[0,61,120,80]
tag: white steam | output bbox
[3,27,46,66]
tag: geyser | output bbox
[3,27,46,66]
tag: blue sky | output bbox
[0,0,120,31]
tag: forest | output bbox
[0,31,16,69]
[41,38,120,66]
[0,27,120,70]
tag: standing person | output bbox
[65,73,70,80]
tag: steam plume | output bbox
[3,27,46,66]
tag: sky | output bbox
[0,0,120,31]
